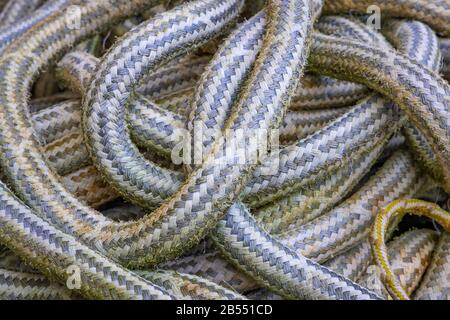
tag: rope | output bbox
[0,0,448,300]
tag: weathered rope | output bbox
[247,228,438,300]
[359,228,438,299]
[413,232,450,300]
[370,199,450,300]
[0,0,449,300]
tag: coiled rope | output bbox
[0,0,449,300]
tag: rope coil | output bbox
[0,0,448,300]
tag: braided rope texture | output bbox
[0,0,448,300]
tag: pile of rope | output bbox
[0,0,448,300]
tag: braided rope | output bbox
[0,179,174,299]
[159,251,256,293]
[413,232,450,300]
[441,38,450,80]
[51,15,385,200]
[0,0,71,54]
[274,14,445,262]
[212,201,381,300]
[323,0,450,37]
[358,228,438,299]
[0,0,449,300]
[0,268,75,300]
[0,0,45,28]
[309,33,450,193]
[246,228,438,300]
[0,247,245,300]
[137,270,247,300]
[370,199,450,300]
